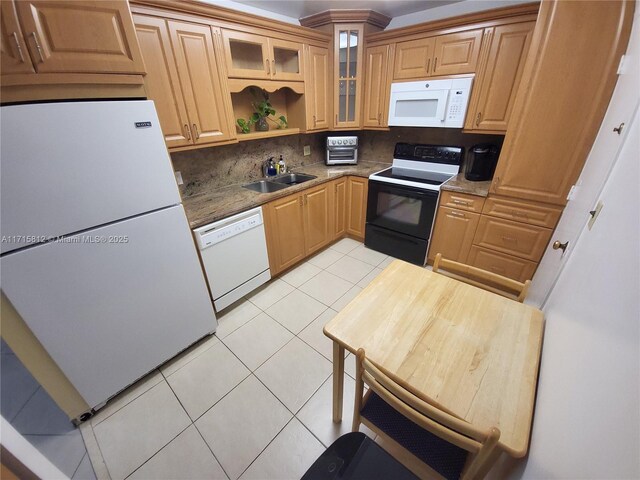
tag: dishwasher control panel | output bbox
[193,207,264,249]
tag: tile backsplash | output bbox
[171,128,504,198]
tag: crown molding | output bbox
[300,9,391,29]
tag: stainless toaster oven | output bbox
[326,136,358,165]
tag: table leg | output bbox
[332,341,345,423]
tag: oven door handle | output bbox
[369,180,439,199]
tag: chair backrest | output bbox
[353,349,501,480]
[432,253,531,303]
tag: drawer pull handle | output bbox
[184,124,191,140]
[192,124,200,140]
[450,211,465,217]
[501,236,517,243]
[452,200,469,206]
[30,32,45,63]
[11,32,25,63]
[426,58,431,74]
[266,59,270,74]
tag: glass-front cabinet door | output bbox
[334,24,363,129]
[222,30,270,79]
[222,30,303,81]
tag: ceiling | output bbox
[229,0,463,20]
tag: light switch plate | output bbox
[588,201,603,230]
[175,171,183,185]
[303,145,311,156]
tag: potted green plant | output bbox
[236,87,288,134]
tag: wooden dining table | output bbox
[323,260,545,459]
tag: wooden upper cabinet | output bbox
[168,21,233,146]
[491,1,634,205]
[1,1,35,74]
[306,45,330,130]
[432,29,483,76]
[13,0,145,74]
[269,38,304,81]
[466,22,535,132]
[334,24,364,129]
[362,44,390,129]
[221,30,303,81]
[133,15,191,148]
[393,37,435,80]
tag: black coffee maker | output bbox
[465,144,499,181]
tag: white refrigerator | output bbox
[0,101,217,412]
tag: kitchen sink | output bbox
[242,180,290,193]
[271,173,317,185]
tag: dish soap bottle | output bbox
[267,158,277,177]
[278,155,286,174]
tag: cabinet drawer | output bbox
[467,246,537,282]
[483,196,562,228]
[439,190,485,213]
[473,215,552,261]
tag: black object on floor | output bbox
[301,431,418,480]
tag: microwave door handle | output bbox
[436,91,448,122]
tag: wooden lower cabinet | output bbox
[264,182,333,276]
[427,207,481,264]
[473,215,552,262]
[346,177,368,239]
[333,178,347,239]
[467,246,537,283]
[303,183,333,256]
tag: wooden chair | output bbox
[432,253,531,303]
[352,349,501,480]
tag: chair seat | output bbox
[361,392,469,480]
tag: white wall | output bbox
[387,0,533,29]
[516,106,640,478]
[203,0,300,25]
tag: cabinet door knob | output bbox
[11,32,25,63]
[30,32,45,63]
[192,124,200,140]
[272,59,275,74]
[476,112,482,126]
[266,60,270,74]
[552,240,568,252]
[184,124,191,140]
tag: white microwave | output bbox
[388,76,473,128]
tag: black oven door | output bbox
[366,180,438,239]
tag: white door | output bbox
[0,101,180,254]
[0,205,216,408]
[527,18,640,307]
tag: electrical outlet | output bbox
[175,171,183,185]
[303,145,311,156]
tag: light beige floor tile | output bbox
[165,342,250,420]
[356,268,384,289]
[329,238,362,254]
[266,289,327,334]
[195,375,291,480]
[246,278,294,310]
[299,270,354,306]
[306,248,344,269]
[279,262,322,287]
[91,370,163,427]
[347,244,389,266]
[240,418,324,480]
[298,309,338,361]
[92,381,191,480]
[129,425,226,480]
[377,256,396,269]
[255,338,332,413]
[326,255,374,284]
[297,375,375,448]
[222,313,293,370]
[216,299,262,339]
[160,333,220,378]
[345,353,357,379]
[331,285,364,312]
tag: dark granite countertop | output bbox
[182,161,390,229]
[441,173,492,198]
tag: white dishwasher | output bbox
[194,206,271,311]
